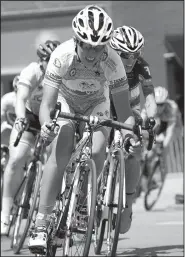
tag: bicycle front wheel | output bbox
[144,158,166,211]
[12,161,42,254]
[94,148,125,256]
[63,159,97,256]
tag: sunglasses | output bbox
[77,40,105,52]
[118,51,141,60]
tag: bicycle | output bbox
[143,141,167,211]
[9,103,61,254]
[30,111,98,257]
[93,116,156,256]
[30,109,155,257]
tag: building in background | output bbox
[1,1,112,95]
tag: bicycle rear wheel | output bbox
[144,158,166,211]
[63,159,97,256]
[11,161,38,253]
[13,161,43,254]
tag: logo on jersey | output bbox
[101,51,108,61]
[53,58,61,68]
[79,81,96,91]
[105,110,109,117]
[70,68,76,77]
[46,71,61,83]
[105,58,117,72]
[144,66,151,76]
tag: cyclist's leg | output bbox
[80,98,110,177]
[1,125,34,234]
[120,156,140,234]
[29,98,75,249]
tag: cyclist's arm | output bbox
[16,63,37,118]
[39,52,62,126]
[163,120,176,148]
[139,64,157,118]
[16,85,30,118]
[39,83,59,126]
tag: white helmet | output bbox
[110,25,144,53]
[72,5,114,46]
[154,86,168,104]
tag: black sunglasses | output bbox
[118,51,141,60]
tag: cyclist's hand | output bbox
[40,122,60,144]
[129,138,143,160]
[15,117,29,132]
[155,133,164,144]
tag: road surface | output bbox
[1,173,183,256]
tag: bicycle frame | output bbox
[54,122,95,238]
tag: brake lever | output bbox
[133,116,143,145]
[145,117,156,150]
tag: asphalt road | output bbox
[1,173,183,257]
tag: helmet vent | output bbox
[102,35,109,43]
[73,21,77,28]
[91,35,100,42]
[77,32,88,40]
[107,23,112,31]
[79,18,84,27]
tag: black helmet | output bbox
[37,40,60,61]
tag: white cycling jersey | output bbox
[44,38,129,115]
[18,62,45,116]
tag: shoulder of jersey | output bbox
[51,38,76,63]
[137,57,149,67]
[101,45,122,72]
[21,62,41,74]
[166,99,178,111]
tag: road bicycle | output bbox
[30,111,98,257]
[143,141,167,211]
[8,103,61,254]
[93,116,156,256]
[30,107,155,257]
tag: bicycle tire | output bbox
[11,162,37,253]
[94,160,109,254]
[144,159,166,211]
[108,149,124,256]
[13,161,43,254]
[94,149,125,256]
[63,159,97,256]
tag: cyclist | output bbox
[142,86,183,149]
[1,40,60,235]
[1,76,19,139]
[28,5,142,252]
[109,25,157,234]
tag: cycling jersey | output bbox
[141,99,182,134]
[18,62,45,116]
[1,91,16,119]
[121,57,154,112]
[44,38,129,116]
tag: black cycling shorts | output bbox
[25,109,41,136]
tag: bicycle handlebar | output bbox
[59,111,155,150]
[14,102,62,147]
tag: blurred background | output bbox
[1,1,184,170]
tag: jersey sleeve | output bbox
[18,62,39,91]
[43,43,69,90]
[103,47,132,122]
[138,58,155,97]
